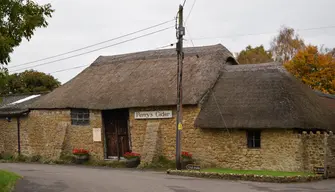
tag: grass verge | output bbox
[0,170,21,192]
[202,168,314,176]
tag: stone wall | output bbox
[130,106,335,172]
[62,110,104,160]
[0,110,104,160]
[130,106,179,160]
[325,134,335,177]
[0,119,18,155]
[20,110,69,159]
[130,106,305,171]
[0,106,332,173]
[301,131,327,172]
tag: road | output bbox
[1,163,335,192]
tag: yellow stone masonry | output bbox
[130,106,306,171]
[0,119,17,154]
[1,110,104,160]
[0,106,333,173]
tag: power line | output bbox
[190,25,335,41]
[185,0,196,24]
[49,42,179,74]
[49,64,89,74]
[185,29,195,47]
[10,26,174,73]
[183,0,197,47]
[296,25,335,32]
[9,19,174,69]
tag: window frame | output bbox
[70,109,90,126]
[247,130,261,149]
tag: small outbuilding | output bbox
[0,94,41,155]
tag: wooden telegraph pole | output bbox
[176,4,185,170]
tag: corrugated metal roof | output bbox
[0,94,41,116]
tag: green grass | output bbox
[0,170,21,192]
[202,168,314,177]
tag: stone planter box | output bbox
[125,158,140,168]
[74,155,89,164]
[166,170,323,183]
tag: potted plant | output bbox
[123,152,141,168]
[181,151,193,169]
[72,148,89,164]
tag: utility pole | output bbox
[176,4,185,170]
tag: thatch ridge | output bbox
[92,44,236,66]
[195,62,335,130]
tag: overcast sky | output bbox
[7,0,335,84]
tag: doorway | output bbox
[102,109,130,159]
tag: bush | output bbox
[54,160,66,164]
[0,153,14,161]
[13,154,28,162]
[59,153,75,164]
[139,156,175,170]
[30,155,42,162]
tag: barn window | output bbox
[71,109,90,125]
[247,130,261,148]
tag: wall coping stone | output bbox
[166,169,323,183]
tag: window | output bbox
[247,130,261,148]
[71,109,90,125]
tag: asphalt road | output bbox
[1,163,335,192]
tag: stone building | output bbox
[0,94,41,155]
[1,44,335,173]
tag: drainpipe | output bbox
[17,117,21,155]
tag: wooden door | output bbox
[103,110,130,158]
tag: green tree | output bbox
[0,67,9,94]
[236,45,274,64]
[0,70,60,95]
[270,26,305,63]
[0,0,53,65]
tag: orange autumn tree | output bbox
[284,45,335,94]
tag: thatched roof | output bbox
[31,44,237,109]
[194,62,335,130]
[315,91,335,110]
[0,94,41,117]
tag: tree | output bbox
[0,67,9,94]
[329,48,335,58]
[270,26,305,63]
[236,45,274,64]
[0,0,53,65]
[0,70,60,95]
[284,45,335,94]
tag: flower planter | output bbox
[181,159,193,170]
[74,155,89,164]
[72,148,89,164]
[125,158,140,168]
